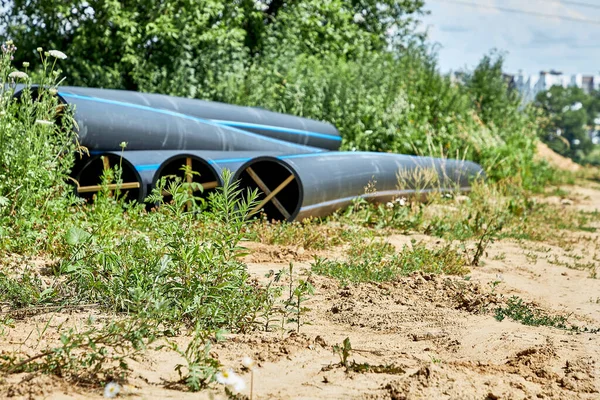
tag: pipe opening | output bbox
[74,154,142,202]
[236,159,301,222]
[154,155,220,202]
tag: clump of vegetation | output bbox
[311,237,468,285]
[495,296,572,329]
[247,217,359,250]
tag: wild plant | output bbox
[0,43,77,252]
[333,337,353,370]
[167,328,224,391]
[60,170,269,332]
[0,318,158,383]
[312,237,468,285]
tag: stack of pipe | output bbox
[14,85,485,221]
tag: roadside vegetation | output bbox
[1,1,600,397]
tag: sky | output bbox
[421,0,600,75]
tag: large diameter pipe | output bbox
[14,87,323,154]
[72,151,154,203]
[56,86,341,150]
[73,150,281,203]
[233,152,485,221]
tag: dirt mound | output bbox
[324,272,499,333]
[536,141,580,172]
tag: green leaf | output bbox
[65,227,92,246]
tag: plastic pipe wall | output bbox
[57,87,341,150]
[14,87,323,154]
[234,152,485,221]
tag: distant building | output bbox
[455,70,600,103]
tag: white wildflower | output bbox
[254,0,268,11]
[48,50,67,60]
[35,119,54,126]
[103,382,121,398]
[216,369,246,393]
[8,70,28,80]
[386,201,394,209]
[49,88,58,96]
[228,374,246,393]
[242,356,256,370]
[215,369,235,385]
[22,62,29,68]
[36,47,43,52]
[395,197,407,206]
[353,13,365,23]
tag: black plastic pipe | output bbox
[14,87,324,154]
[233,152,485,221]
[72,150,274,203]
[56,86,341,150]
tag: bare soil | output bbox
[2,186,600,399]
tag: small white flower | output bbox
[242,356,256,370]
[228,374,246,393]
[216,369,246,393]
[48,50,67,60]
[22,62,30,68]
[386,202,394,209]
[395,197,407,206]
[103,382,121,398]
[8,71,28,80]
[216,369,235,385]
[353,13,365,23]
[49,88,58,96]
[35,119,54,126]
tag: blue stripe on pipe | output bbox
[59,92,323,151]
[210,120,341,142]
[279,151,401,160]
[136,164,160,171]
[209,157,253,164]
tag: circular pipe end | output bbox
[153,154,221,202]
[234,157,302,222]
[74,153,144,203]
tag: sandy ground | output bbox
[2,185,600,399]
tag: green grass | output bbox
[311,238,468,285]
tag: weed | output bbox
[281,263,315,333]
[167,328,224,391]
[247,217,354,250]
[495,296,571,329]
[333,337,353,370]
[0,318,158,383]
[428,354,442,364]
[312,238,468,285]
[330,337,405,374]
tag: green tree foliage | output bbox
[535,86,595,162]
[0,0,425,95]
[463,51,520,130]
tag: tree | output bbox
[463,51,520,131]
[0,0,426,97]
[535,86,593,162]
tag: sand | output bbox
[1,185,600,399]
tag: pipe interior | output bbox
[237,160,300,221]
[155,156,219,201]
[76,154,141,202]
